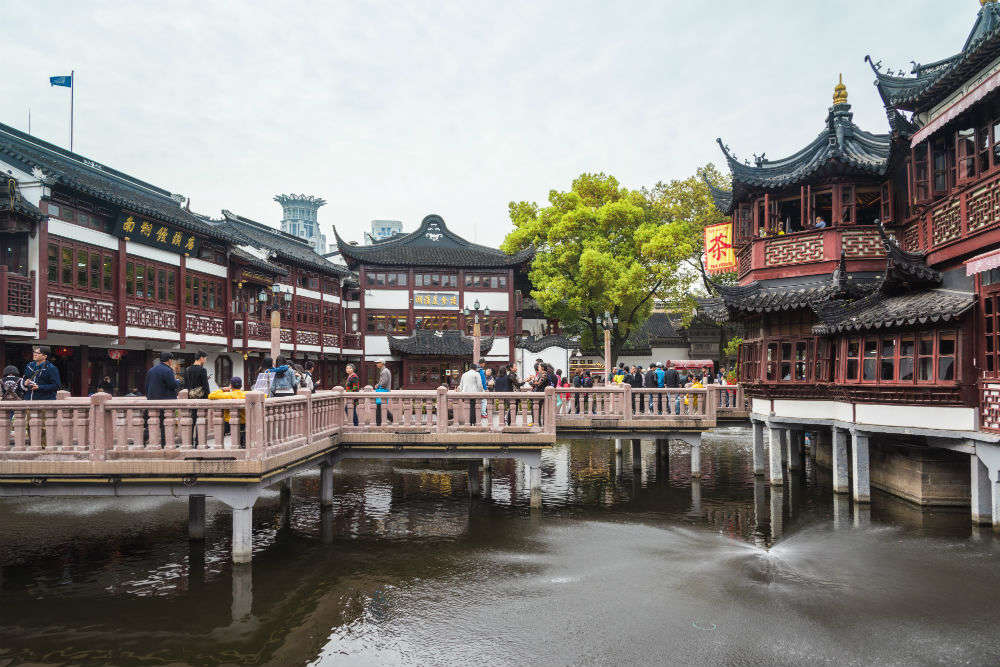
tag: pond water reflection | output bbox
[1,426,999,665]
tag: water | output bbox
[2,426,999,666]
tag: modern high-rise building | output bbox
[274,194,327,254]
[367,219,403,244]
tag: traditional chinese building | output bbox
[0,121,353,395]
[334,214,534,387]
[702,1,1000,516]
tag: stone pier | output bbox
[752,420,766,476]
[851,430,871,503]
[188,495,206,541]
[768,426,784,486]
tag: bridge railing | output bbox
[707,385,749,416]
[554,386,718,427]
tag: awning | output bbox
[966,247,1000,276]
[669,359,715,370]
[912,68,1000,147]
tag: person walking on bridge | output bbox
[459,363,484,424]
[145,351,179,447]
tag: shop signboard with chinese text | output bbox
[704,222,736,273]
[114,214,199,255]
[414,292,459,309]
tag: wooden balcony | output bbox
[737,227,887,282]
[0,267,34,317]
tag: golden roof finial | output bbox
[833,73,848,105]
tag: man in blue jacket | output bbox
[145,351,180,400]
[23,345,61,400]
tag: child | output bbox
[2,366,24,401]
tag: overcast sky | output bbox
[3,1,979,249]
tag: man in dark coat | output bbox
[628,364,644,414]
[664,362,681,414]
[643,363,659,414]
[183,350,211,446]
[145,351,180,400]
[23,345,61,400]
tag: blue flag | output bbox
[49,75,72,87]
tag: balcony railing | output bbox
[3,270,34,316]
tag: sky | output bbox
[2,0,980,250]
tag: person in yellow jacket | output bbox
[208,376,246,444]
[685,378,704,413]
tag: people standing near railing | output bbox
[2,365,23,444]
[145,351,179,447]
[208,376,246,445]
[183,350,211,447]
[268,356,299,398]
[628,364,644,414]
[344,363,360,426]
[643,363,659,414]
[374,359,393,425]
[97,375,115,395]
[654,362,666,413]
[23,346,60,401]
[665,361,681,415]
[493,365,513,425]
[459,362,484,424]
[302,361,316,391]
[251,357,274,393]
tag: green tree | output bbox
[502,173,698,364]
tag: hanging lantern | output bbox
[54,346,73,358]
[108,349,127,361]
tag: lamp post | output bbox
[601,310,618,382]
[260,284,293,361]
[463,298,490,366]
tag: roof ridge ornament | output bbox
[833,73,848,105]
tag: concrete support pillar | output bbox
[690,439,702,479]
[769,486,783,539]
[753,477,767,526]
[319,463,334,508]
[768,426,784,486]
[853,503,871,528]
[971,455,992,525]
[614,438,622,453]
[752,420,766,476]
[787,431,802,471]
[529,465,542,509]
[482,458,493,500]
[832,428,850,494]
[232,506,254,564]
[690,478,702,515]
[231,563,253,622]
[631,439,642,471]
[467,461,481,496]
[188,494,206,541]
[850,431,871,503]
[992,477,1000,533]
[832,493,851,530]
[320,506,335,544]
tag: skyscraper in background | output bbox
[274,194,327,254]
[367,219,403,244]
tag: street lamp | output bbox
[262,284,293,360]
[601,310,618,382]
[463,298,490,366]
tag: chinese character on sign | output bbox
[123,216,136,233]
[704,222,737,273]
[140,222,153,237]
[185,237,195,251]
[448,296,457,306]
[156,227,168,243]
[172,232,182,246]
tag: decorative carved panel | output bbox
[297,330,320,346]
[185,313,224,336]
[841,229,885,258]
[764,234,824,266]
[47,294,116,324]
[967,177,1000,233]
[931,201,961,246]
[126,304,178,330]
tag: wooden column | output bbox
[116,237,127,343]
[37,215,48,339]
[78,344,90,396]
[224,257,233,352]
[178,254,187,349]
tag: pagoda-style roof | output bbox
[230,246,288,277]
[698,281,860,324]
[717,90,890,202]
[1,176,43,223]
[334,214,534,269]
[0,122,228,241]
[703,176,734,215]
[516,334,576,353]
[622,313,687,352]
[387,330,493,356]
[812,289,974,335]
[867,3,1000,112]
[211,210,350,277]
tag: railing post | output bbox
[437,385,448,433]
[332,385,345,431]
[544,386,556,434]
[89,392,111,461]
[297,388,313,444]
[244,391,265,458]
[622,384,632,425]
[707,386,717,421]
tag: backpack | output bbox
[581,375,594,388]
[269,369,297,397]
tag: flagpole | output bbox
[69,69,74,152]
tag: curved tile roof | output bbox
[0,122,228,241]
[335,214,534,269]
[813,289,974,335]
[516,334,576,353]
[1,176,43,222]
[717,101,890,196]
[868,4,1000,112]
[388,330,494,356]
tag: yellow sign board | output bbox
[704,222,736,273]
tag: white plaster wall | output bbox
[125,242,180,266]
[186,257,227,278]
[126,327,180,341]
[651,346,691,361]
[521,318,547,336]
[322,294,341,304]
[484,336,510,360]
[185,334,227,346]
[854,403,975,431]
[364,335,391,356]
[49,220,118,250]
[294,286,322,301]
[516,346,569,376]
[48,319,117,336]
[364,290,409,310]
